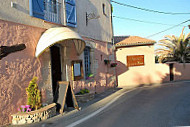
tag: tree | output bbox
[155,55,159,63]
[155,27,190,63]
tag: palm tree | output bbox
[155,27,190,63]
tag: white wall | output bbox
[76,0,112,42]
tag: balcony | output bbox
[44,0,61,24]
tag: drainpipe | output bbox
[110,2,118,88]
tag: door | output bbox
[169,63,174,81]
[50,45,62,103]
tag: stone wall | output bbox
[75,93,95,103]
[11,103,56,125]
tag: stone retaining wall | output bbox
[11,103,56,125]
[75,93,95,103]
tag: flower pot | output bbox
[75,92,95,103]
[11,103,56,125]
[104,60,111,65]
[110,63,117,67]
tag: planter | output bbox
[110,63,117,67]
[104,60,111,65]
[75,92,95,103]
[11,103,56,125]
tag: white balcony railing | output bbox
[44,0,61,24]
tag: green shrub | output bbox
[26,77,42,110]
[76,88,90,95]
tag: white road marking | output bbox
[66,88,137,127]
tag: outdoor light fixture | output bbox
[86,12,100,26]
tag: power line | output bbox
[111,1,190,15]
[113,16,185,26]
[146,19,190,38]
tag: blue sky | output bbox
[112,0,190,45]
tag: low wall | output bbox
[117,63,190,87]
[11,103,56,125]
[173,63,190,81]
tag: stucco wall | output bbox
[0,0,65,29]
[116,45,168,87]
[173,63,190,81]
[0,20,53,126]
[70,37,116,93]
[116,45,190,87]
[76,0,113,43]
[0,0,113,43]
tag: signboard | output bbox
[71,60,84,81]
[74,63,81,76]
[127,55,144,67]
[57,81,79,114]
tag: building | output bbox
[115,36,157,87]
[0,0,116,125]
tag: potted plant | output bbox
[75,88,95,103]
[26,77,42,110]
[110,63,117,67]
[86,73,94,80]
[11,77,57,125]
[104,59,111,65]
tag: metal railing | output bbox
[44,0,61,24]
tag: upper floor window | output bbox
[102,3,106,15]
[45,0,57,13]
[84,47,91,78]
[65,0,77,27]
[29,0,77,27]
[29,0,61,24]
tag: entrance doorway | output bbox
[50,45,62,103]
[169,63,174,81]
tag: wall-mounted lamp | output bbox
[11,2,17,8]
[86,12,100,26]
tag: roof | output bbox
[115,36,156,47]
[114,36,129,44]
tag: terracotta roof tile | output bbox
[114,36,129,44]
[115,36,156,46]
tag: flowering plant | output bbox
[110,63,117,67]
[104,59,111,64]
[86,73,94,80]
[17,105,31,112]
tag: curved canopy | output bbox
[35,27,86,57]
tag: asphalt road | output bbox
[73,82,190,127]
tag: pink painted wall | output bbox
[0,20,116,126]
[71,37,116,94]
[116,44,190,87]
[0,20,47,125]
[173,63,190,81]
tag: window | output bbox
[29,0,61,24]
[65,0,77,27]
[29,0,45,19]
[84,47,91,78]
[102,3,106,15]
[45,0,57,13]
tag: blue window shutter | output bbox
[29,0,44,19]
[65,0,77,27]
